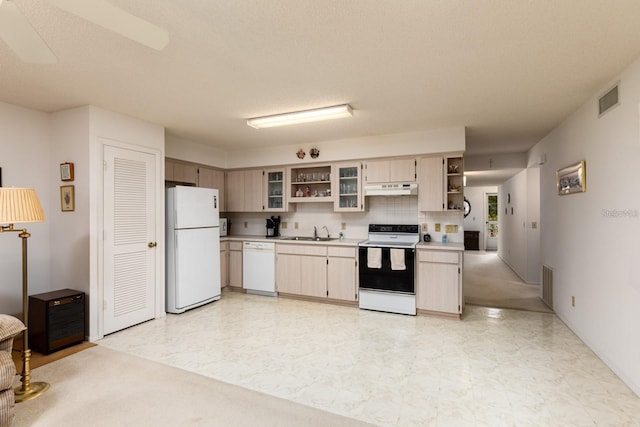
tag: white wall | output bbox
[165,134,227,168]
[498,167,540,284]
[498,170,528,278]
[50,107,91,308]
[528,56,640,395]
[0,102,52,317]
[463,186,497,250]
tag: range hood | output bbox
[364,183,418,196]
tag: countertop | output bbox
[223,235,464,250]
[416,241,465,251]
[222,235,364,247]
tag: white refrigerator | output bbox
[166,186,221,314]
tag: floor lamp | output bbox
[0,187,49,402]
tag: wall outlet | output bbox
[532,221,538,229]
[341,222,346,230]
[421,224,427,232]
[244,221,248,228]
[281,222,288,229]
[295,222,299,230]
[435,223,441,232]
[572,296,575,307]
[445,224,458,233]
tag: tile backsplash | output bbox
[225,196,464,242]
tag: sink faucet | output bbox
[322,225,330,238]
[313,226,318,239]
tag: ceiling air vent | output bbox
[598,84,619,116]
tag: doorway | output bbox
[102,143,159,335]
[486,193,498,251]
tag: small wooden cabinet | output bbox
[228,241,243,288]
[364,158,416,184]
[416,249,463,316]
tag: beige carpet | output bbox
[463,251,553,313]
[12,346,372,427]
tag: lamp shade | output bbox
[0,188,45,224]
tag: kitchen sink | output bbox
[280,236,337,242]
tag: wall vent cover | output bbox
[542,265,554,310]
[598,84,619,116]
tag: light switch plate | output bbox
[421,224,427,232]
[244,221,248,228]
[445,225,458,233]
[281,222,288,229]
[435,223,441,232]
[532,221,537,229]
[295,222,299,229]
[341,222,346,230]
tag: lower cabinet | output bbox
[416,249,463,315]
[327,247,357,301]
[276,244,357,301]
[228,241,243,288]
[220,241,228,287]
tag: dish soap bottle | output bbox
[441,234,447,244]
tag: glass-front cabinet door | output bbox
[264,168,286,211]
[333,162,363,212]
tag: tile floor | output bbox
[98,292,640,426]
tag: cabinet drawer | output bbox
[277,244,327,256]
[220,241,229,251]
[418,250,459,264]
[229,241,243,251]
[327,246,356,258]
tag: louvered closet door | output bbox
[103,145,157,335]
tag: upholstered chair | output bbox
[0,315,25,427]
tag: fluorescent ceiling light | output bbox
[247,104,353,129]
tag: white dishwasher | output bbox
[242,241,276,296]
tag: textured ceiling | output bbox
[2,0,640,158]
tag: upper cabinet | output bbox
[226,170,263,212]
[418,157,444,212]
[226,168,289,212]
[264,168,287,212]
[288,164,333,203]
[445,156,464,212]
[197,167,225,212]
[364,158,416,184]
[165,159,197,184]
[418,155,464,213]
[333,162,364,211]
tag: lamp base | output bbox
[15,381,50,403]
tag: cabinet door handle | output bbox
[148,242,157,248]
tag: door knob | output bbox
[148,242,157,248]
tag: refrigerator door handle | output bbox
[148,242,157,248]
[214,195,217,209]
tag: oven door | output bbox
[358,246,415,294]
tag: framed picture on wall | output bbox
[60,185,75,212]
[557,160,586,195]
[60,162,74,181]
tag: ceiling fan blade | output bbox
[49,0,169,51]
[0,1,57,63]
